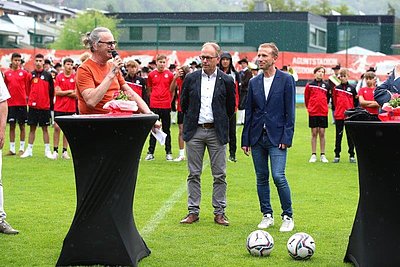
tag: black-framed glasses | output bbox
[98,40,117,46]
[200,55,218,61]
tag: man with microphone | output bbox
[76,27,153,115]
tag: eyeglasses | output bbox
[200,55,218,61]
[98,40,117,46]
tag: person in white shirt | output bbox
[179,42,236,226]
[0,73,19,234]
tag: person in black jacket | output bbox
[180,42,235,226]
[219,52,240,162]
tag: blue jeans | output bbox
[251,134,293,218]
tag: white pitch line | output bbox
[139,122,240,237]
[140,182,187,238]
[140,160,210,238]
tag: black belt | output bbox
[198,123,214,129]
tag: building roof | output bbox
[8,14,59,37]
[0,17,21,35]
[111,11,317,22]
[324,14,395,24]
[0,0,45,15]
[22,1,72,16]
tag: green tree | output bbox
[245,0,354,15]
[51,10,120,50]
[335,4,352,15]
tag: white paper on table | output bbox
[151,128,167,145]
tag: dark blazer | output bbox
[181,69,236,145]
[374,72,400,106]
[241,69,296,147]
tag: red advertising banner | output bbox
[1,49,399,82]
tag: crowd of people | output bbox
[1,25,399,235]
[303,63,394,164]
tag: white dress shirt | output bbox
[198,69,217,124]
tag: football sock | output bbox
[19,141,25,151]
[44,143,51,152]
[179,149,185,157]
[9,142,15,153]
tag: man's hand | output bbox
[152,120,162,133]
[242,146,251,156]
[279,144,288,150]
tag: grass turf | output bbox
[0,107,356,266]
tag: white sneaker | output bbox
[166,154,173,161]
[145,154,154,161]
[257,214,274,229]
[173,155,185,162]
[62,151,71,160]
[20,149,32,158]
[309,154,317,163]
[45,151,54,159]
[52,151,59,160]
[279,215,294,232]
[320,154,329,163]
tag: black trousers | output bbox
[334,119,355,158]
[228,112,237,157]
[148,108,172,154]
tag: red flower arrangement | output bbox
[102,90,138,114]
[379,93,400,122]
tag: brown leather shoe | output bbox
[180,213,199,224]
[214,214,229,226]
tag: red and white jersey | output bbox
[28,69,54,110]
[54,72,76,113]
[358,86,378,115]
[147,69,174,109]
[304,79,330,116]
[333,83,357,120]
[3,68,31,106]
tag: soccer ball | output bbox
[287,232,316,260]
[246,230,274,256]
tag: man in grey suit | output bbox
[241,42,296,232]
[180,42,236,226]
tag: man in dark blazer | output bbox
[241,42,296,232]
[374,63,400,107]
[180,42,235,226]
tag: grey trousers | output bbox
[185,127,227,215]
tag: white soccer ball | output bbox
[246,230,274,256]
[287,232,316,260]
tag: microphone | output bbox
[111,50,127,76]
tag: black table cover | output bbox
[55,114,158,267]
[344,121,400,266]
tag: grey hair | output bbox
[82,27,111,52]
[202,42,221,57]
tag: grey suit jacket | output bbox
[181,69,236,145]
